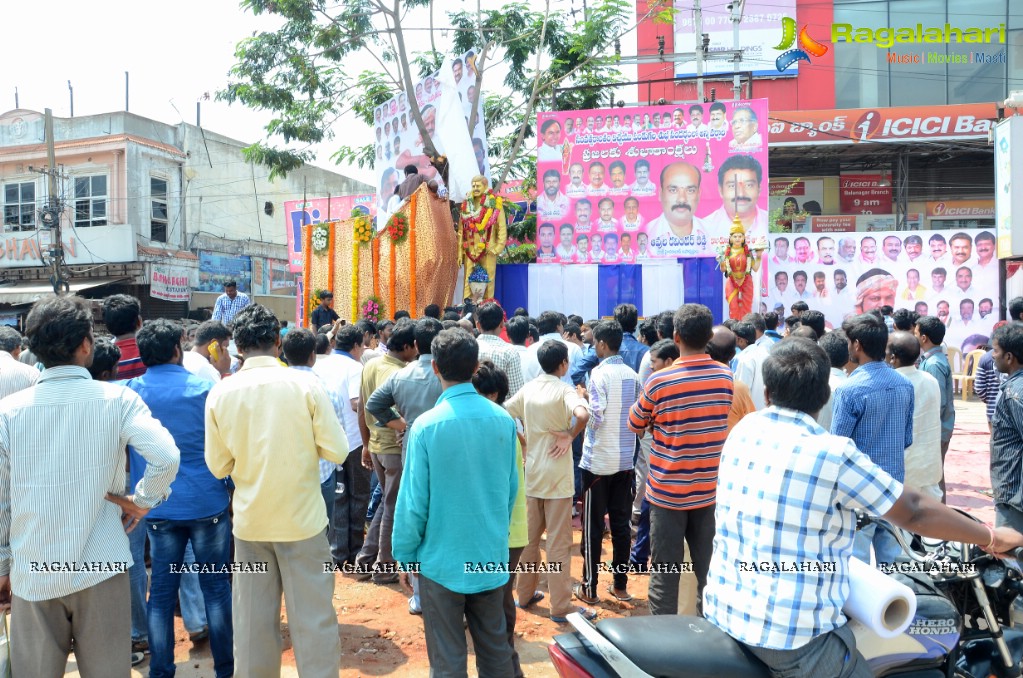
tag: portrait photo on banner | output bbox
[534,98,770,263]
[373,48,490,215]
[766,229,999,352]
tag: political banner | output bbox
[372,48,490,222]
[198,252,252,293]
[150,264,192,302]
[674,0,798,78]
[284,194,375,272]
[535,99,770,262]
[765,228,999,352]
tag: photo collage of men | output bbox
[767,229,999,351]
[374,49,490,214]
[534,99,769,263]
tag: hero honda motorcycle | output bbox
[549,513,1023,678]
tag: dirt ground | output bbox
[65,397,994,677]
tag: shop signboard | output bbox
[770,103,994,146]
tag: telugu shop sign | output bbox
[770,103,994,146]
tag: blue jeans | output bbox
[367,475,383,522]
[630,497,650,566]
[146,510,234,678]
[853,522,903,565]
[129,528,207,641]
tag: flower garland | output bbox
[353,215,373,244]
[303,224,313,327]
[722,244,753,278]
[388,237,396,324]
[311,223,330,255]
[361,295,385,324]
[327,222,336,303]
[385,212,410,246]
[408,189,418,316]
[460,192,503,264]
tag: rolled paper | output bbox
[843,557,917,638]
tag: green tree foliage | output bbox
[220,0,643,185]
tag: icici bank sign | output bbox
[770,103,994,146]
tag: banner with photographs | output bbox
[534,99,769,262]
[766,229,999,353]
[373,49,490,221]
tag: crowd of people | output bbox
[1,288,1022,677]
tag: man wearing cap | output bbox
[854,268,898,314]
[211,280,251,326]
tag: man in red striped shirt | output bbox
[628,303,732,616]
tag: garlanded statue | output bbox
[458,175,507,299]
[717,215,767,320]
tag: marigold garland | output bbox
[352,242,360,322]
[388,237,396,323]
[327,221,336,302]
[372,237,380,299]
[303,224,313,327]
[459,192,503,264]
[353,215,373,243]
[408,189,418,316]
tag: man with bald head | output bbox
[706,326,755,432]
[886,331,942,500]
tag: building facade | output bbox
[0,109,371,323]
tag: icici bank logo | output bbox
[774,17,829,72]
[933,202,947,215]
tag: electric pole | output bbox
[694,0,705,103]
[42,109,68,294]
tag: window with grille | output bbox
[3,182,36,231]
[74,175,107,228]
[151,177,168,243]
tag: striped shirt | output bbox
[975,350,1006,422]
[293,365,347,484]
[0,351,39,399]
[114,336,146,379]
[0,367,180,601]
[628,354,733,510]
[477,334,526,397]
[211,291,251,326]
[991,368,1023,512]
[705,407,901,650]
[582,355,640,475]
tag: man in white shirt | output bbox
[587,162,610,197]
[815,236,836,266]
[707,102,728,133]
[772,271,793,308]
[702,155,768,244]
[565,163,588,198]
[0,326,39,398]
[573,198,593,234]
[815,331,849,431]
[630,159,658,197]
[646,161,709,257]
[183,320,231,383]
[537,119,563,162]
[949,232,973,267]
[927,233,950,264]
[594,197,617,232]
[791,271,814,301]
[536,169,569,220]
[734,328,769,410]
[953,266,978,299]
[686,104,708,133]
[837,237,857,265]
[608,161,630,196]
[971,231,998,289]
[881,235,904,265]
[771,237,791,265]
[929,267,949,301]
[727,105,763,151]
[620,196,644,231]
[887,331,943,499]
[1,295,179,676]
[555,223,577,261]
[521,311,581,386]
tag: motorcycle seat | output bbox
[596,615,770,678]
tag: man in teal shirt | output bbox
[393,328,518,676]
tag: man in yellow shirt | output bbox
[205,305,349,678]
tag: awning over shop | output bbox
[0,277,129,306]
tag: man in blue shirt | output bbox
[393,329,519,676]
[126,320,233,678]
[831,313,914,565]
[571,303,649,384]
